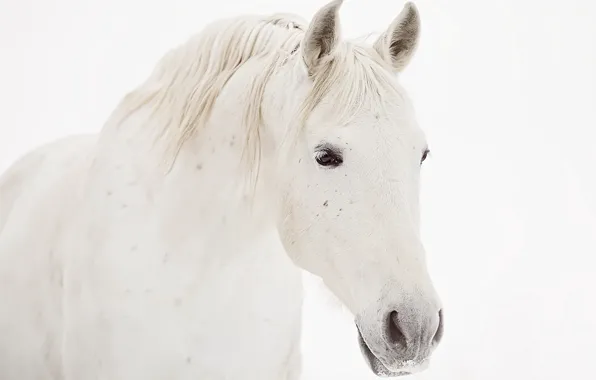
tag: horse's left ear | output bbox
[373,2,421,72]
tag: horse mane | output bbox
[112,13,305,169]
[111,10,401,181]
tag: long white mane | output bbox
[109,11,401,178]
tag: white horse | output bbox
[0,1,443,379]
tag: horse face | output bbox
[267,1,443,376]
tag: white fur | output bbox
[0,1,442,379]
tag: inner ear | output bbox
[301,0,343,76]
[373,2,421,72]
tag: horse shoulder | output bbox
[0,133,97,380]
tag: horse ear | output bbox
[301,0,343,76]
[373,2,421,72]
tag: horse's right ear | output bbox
[301,0,343,76]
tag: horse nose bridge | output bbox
[382,240,430,283]
[376,209,424,250]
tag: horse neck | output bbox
[104,57,283,263]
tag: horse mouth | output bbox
[356,331,411,377]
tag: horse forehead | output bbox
[349,108,422,138]
[316,124,423,162]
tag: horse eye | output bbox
[315,149,343,168]
[421,149,430,164]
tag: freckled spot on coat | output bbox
[339,208,342,211]
[130,245,137,251]
[106,191,112,196]
[323,200,328,207]
[163,252,169,264]
[186,357,192,364]
[196,164,202,170]
[298,158,302,163]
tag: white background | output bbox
[1,0,595,379]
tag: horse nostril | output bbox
[433,309,444,345]
[387,311,408,347]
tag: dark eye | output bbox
[315,146,343,168]
[421,149,430,164]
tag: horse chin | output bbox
[356,332,411,378]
